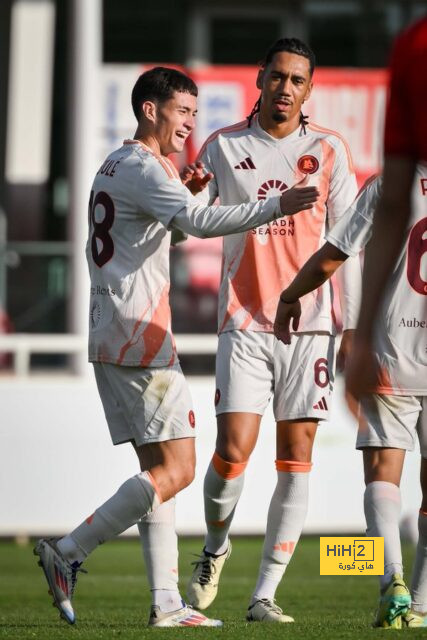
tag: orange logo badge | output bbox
[297,155,319,174]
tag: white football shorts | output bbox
[215,330,335,421]
[357,393,427,455]
[93,361,196,446]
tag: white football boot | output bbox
[186,543,231,609]
[148,603,223,627]
[34,537,86,624]
[246,598,294,623]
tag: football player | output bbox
[275,170,427,628]
[34,66,319,628]
[186,37,361,623]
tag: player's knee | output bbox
[215,443,249,464]
[211,451,248,479]
[167,458,195,493]
[280,444,312,462]
[180,460,195,489]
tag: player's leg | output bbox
[405,398,427,627]
[34,436,195,623]
[187,331,270,609]
[138,499,180,613]
[248,332,333,623]
[205,411,260,555]
[358,392,421,627]
[186,412,261,609]
[247,419,316,623]
[36,363,221,626]
[134,438,219,625]
[54,363,197,561]
[363,446,410,628]
[363,446,406,581]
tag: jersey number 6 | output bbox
[407,217,427,295]
[88,190,115,267]
[314,357,330,388]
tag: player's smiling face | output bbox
[154,91,197,155]
[258,51,312,129]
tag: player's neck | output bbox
[133,126,163,156]
[258,111,300,140]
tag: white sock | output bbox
[411,511,427,613]
[204,453,247,555]
[138,497,182,613]
[58,471,161,562]
[364,481,402,591]
[252,460,311,603]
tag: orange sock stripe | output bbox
[275,459,312,473]
[212,452,248,479]
[420,509,427,517]
[145,470,163,504]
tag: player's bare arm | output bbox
[181,160,214,195]
[274,242,348,344]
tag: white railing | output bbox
[0,333,218,377]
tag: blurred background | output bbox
[0,0,423,540]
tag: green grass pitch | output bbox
[0,536,424,639]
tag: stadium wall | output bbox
[0,374,420,537]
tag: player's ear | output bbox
[256,69,264,90]
[142,100,157,124]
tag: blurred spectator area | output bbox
[0,0,425,372]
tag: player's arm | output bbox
[170,176,319,238]
[356,157,413,339]
[345,156,414,404]
[171,152,217,246]
[326,140,362,366]
[136,160,319,238]
[276,175,379,358]
[274,243,348,344]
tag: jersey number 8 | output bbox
[88,190,115,267]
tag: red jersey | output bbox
[384,17,427,161]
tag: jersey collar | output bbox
[252,114,306,146]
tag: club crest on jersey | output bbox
[257,179,288,200]
[90,301,101,328]
[297,155,319,174]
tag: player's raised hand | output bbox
[273,296,301,344]
[279,175,320,216]
[181,161,214,195]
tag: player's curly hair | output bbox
[247,38,315,129]
[131,67,198,121]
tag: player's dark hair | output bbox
[247,37,315,129]
[131,67,198,121]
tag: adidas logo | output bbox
[234,156,256,170]
[313,396,328,410]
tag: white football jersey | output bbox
[87,141,182,367]
[327,167,427,395]
[196,115,358,334]
[87,139,281,367]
